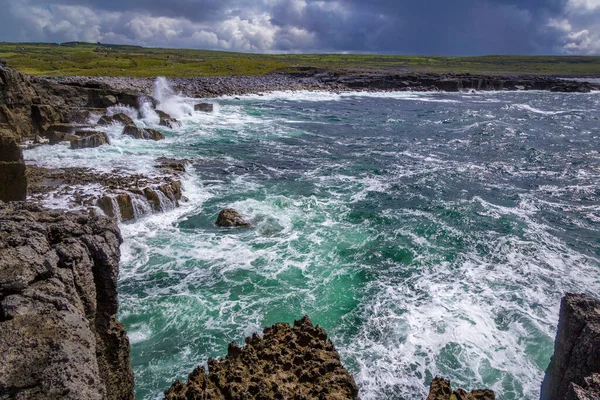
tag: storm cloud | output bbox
[0,0,598,54]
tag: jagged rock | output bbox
[425,377,495,399]
[46,123,76,144]
[123,125,165,141]
[0,129,27,201]
[102,95,118,107]
[0,202,134,399]
[156,110,180,128]
[98,113,134,126]
[194,102,214,112]
[541,293,600,400]
[567,374,600,400]
[31,104,62,132]
[34,135,49,144]
[216,208,251,227]
[164,316,359,400]
[156,157,188,173]
[70,130,110,149]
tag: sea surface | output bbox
[24,82,600,400]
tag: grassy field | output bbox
[1,42,600,77]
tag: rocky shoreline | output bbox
[1,63,600,399]
[44,70,600,98]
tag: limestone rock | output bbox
[123,125,165,141]
[216,208,251,227]
[0,129,27,201]
[156,110,180,128]
[194,103,214,112]
[426,377,495,399]
[164,316,359,400]
[541,293,600,400]
[70,130,110,149]
[31,104,62,132]
[0,202,134,399]
[98,113,134,126]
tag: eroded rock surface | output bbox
[0,129,27,202]
[216,208,251,227]
[425,377,495,400]
[541,293,600,400]
[165,316,359,400]
[0,202,134,400]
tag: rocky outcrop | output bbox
[0,202,134,399]
[216,208,251,227]
[70,130,111,149]
[0,129,27,201]
[165,316,359,400]
[156,110,180,128]
[426,377,495,399]
[123,125,165,141]
[567,374,600,400]
[27,164,184,222]
[98,113,134,127]
[541,293,600,400]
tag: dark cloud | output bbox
[0,0,598,54]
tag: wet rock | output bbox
[156,157,188,173]
[46,123,76,144]
[216,208,251,227]
[194,102,214,112]
[164,316,359,400]
[426,377,495,399]
[541,293,600,400]
[567,374,600,400]
[156,110,180,128]
[0,202,134,399]
[31,104,62,133]
[0,129,27,201]
[98,113,134,126]
[123,125,165,141]
[70,130,110,149]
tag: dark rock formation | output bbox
[98,113,134,126]
[164,316,359,400]
[123,125,165,141]
[541,293,600,400]
[156,110,180,128]
[194,103,214,112]
[216,208,251,227]
[70,130,111,149]
[426,377,495,399]
[0,129,27,201]
[0,202,134,399]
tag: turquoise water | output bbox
[25,88,600,399]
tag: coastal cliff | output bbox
[0,202,134,399]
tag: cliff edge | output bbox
[0,202,134,399]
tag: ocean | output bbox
[24,81,600,399]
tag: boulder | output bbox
[70,131,111,149]
[216,208,251,227]
[541,293,600,400]
[0,130,27,201]
[155,110,180,128]
[164,316,359,400]
[98,113,134,126]
[0,202,134,399]
[122,125,165,141]
[194,103,214,112]
[46,123,75,144]
[426,377,495,399]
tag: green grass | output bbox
[1,42,600,77]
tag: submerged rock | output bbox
[70,130,110,149]
[123,125,165,141]
[426,377,495,399]
[164,316,359,400]
[0,129,27,201]
[216,208,251,227]
[541,293,600,400]
[194,102,214,112]
[0,202,134,399]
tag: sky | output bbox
[0,0,599,55]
